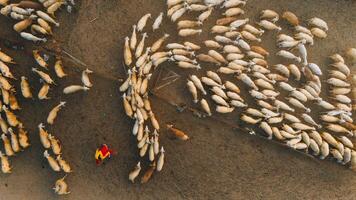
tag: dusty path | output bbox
[0,0,355,199]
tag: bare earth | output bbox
[0,0,355,199]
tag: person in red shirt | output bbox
[95,144,114,165]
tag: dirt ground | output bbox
[0,0,355,199]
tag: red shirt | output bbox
[95,144,113,164]
[100,144,112,157]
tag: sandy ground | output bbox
[0,0,355,199]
